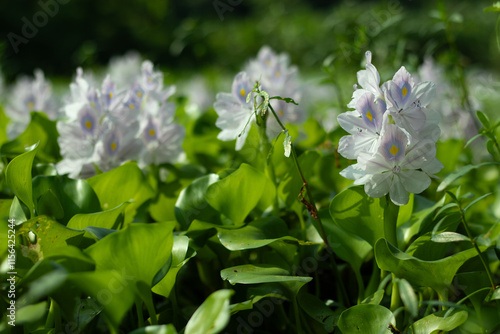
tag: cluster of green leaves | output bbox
[0,97,499,334]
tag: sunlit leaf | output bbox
[410,310,468,334]
[375,238,487,300]
[337,304,396,334]
[5,142,39,217]
[185,289,233,334]
[175,174,220,229]
[87,162,155,224]
[205,163,270,225]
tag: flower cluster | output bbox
[213,46,304,150]
[4,69,59,139]
[338,51,443,206]
[57,60,184,178]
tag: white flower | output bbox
[341,124,441,205]
[4,69,59,138]
[244,46,305,137]
[337,91,387,159]
[348,51,386,109]
[56,103,106,178]
[107,51,142,91]
[138,102,186,167]
[385,66,436,138]
[213,71,255,150]
[94,117,142,173]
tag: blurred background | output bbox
[0,0,498,81]
[1,0,499,142]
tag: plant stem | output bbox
[257,117,281,217]
[384,194,400,249]
[135,300,145,328]
[459,209,496,290]
[267,103,350,306]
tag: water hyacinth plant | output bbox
[1,2,500,333]
[339,51,443,206]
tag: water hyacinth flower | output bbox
[214,72,255,150]
[57,59,185,178]
[385,66,436,138]
[347,51,386,109]
[337,91,387,159]
[339,51,443,205]
[4,69,59,138]
[138,102,186,167]
[341,124,439,205]
[214,46,304,150]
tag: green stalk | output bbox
[135,300,145,328]
[257,112,281,217]
[267,104,350,306]
[383,194,401,313]
[459,209,496,290]
[383,194,400,249]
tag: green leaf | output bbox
[361,290,385,305]
[67,202,129,230]
[484,2,500,12]
[298,291,338,332]
[205,163,268,225]
[437,162,500,192]
[85,222,175,287]
[487,139,496,156]
[319,209,372,273]
[477,111,491,128]
[330,186,386,247]
[17,216,85,257]
[129,325,178,334]
[337,304,396,334]
[270,96,299,105]
[81,222,175,327]
[68,270,135,329]
[32,175,101,225]
[152,235,196,298]
[87,162,155,224]
[278,150,320,212]
[431,232,470,243]
[185,289,234,334]
[221,264,312,296]
[397,279,418,318]
[217,217,300,251]
[175,174,220,229]
[15,301,47,326]
[5,142,39,217]
[410,310,468,334]
[0,112,60,162]
[375,238,487,300]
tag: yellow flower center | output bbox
[389,144,399,156]
[110,142,117,151]
[278,109,284,116]
[149,129,156,137]
[27,101,35,110]
[147,77,152,83]
[137,91,143,98]
[240,88,246,97]
[109,92,113,99]
[275,71,281,78]
[129,103,135,109]
[85,120,92,130]
[366,110,373,122]
[402,86,408,98]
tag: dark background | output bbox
[0,0,498,82]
